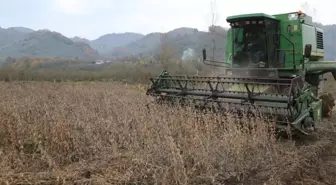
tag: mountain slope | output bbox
[0,27,31,47]
[109,32,163,57]
[8,27,35,34]
[107,27,227,60]
[0,30,99,59]
[90,32,144,55]
[71,36,90,44]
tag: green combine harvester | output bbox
[146,11,336,135]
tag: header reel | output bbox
[146,69,321,135]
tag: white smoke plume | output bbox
[300,2,319,23]
[182,48,195,61]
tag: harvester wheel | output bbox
[320,92,335,117]
[302,116,315,133]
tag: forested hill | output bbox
[0,28,99,60]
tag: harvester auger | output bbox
[146,11,336,135]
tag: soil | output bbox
[295,72,336,185]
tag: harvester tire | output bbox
[320,92,335,117]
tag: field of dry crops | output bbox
[0,74,335,185]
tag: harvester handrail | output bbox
[275,33,296,70]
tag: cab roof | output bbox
[226,13,278,22]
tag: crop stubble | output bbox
[0,74,335,185]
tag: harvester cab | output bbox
[146,10,336,135]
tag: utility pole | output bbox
[209,0,218,75]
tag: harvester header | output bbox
[146,10,336,135]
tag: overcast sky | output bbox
[0,0,334,40]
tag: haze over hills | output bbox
[0,28,99,60]
[0,27,34,48]
[104,27,227,62]
[320,24,336,59]
[90,32,145,55]
[71,36,90,45]
[0,23,336,60]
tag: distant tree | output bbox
[158,33,175,69]
[209,25,226,35]
[210,0,218,59]
[192,58,203,75]
[5,56,16,63]
[208,0,219,74]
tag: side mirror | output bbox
[201,48,231,67]
[202,48,207,61]
[304,44,312,58]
